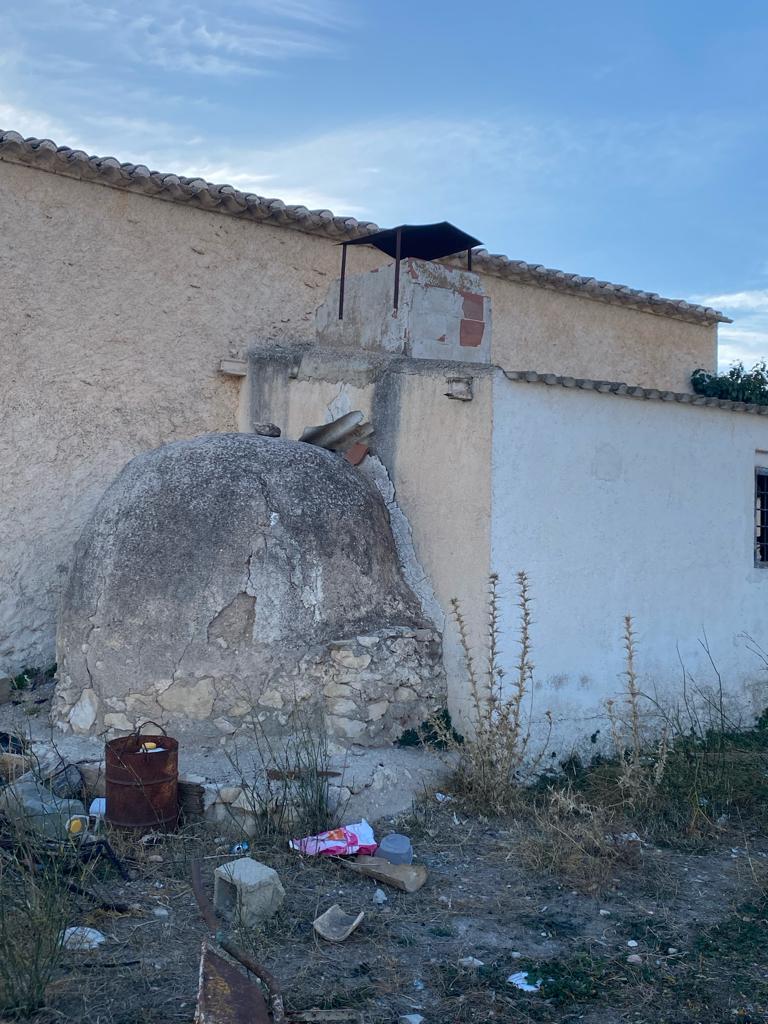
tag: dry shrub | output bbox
[224,698,345,842]
[605,615,670,808]
[0,842,77,1018]
[517,788,631,892]
[443,572,551,814]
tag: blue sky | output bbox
[2,0,767,365]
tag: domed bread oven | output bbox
[55,433,444,746]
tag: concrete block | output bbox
[213,857,285,928]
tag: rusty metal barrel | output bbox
[105,723,179,831]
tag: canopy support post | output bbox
[338,243,348,320]
[393,226,402,312]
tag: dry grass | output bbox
[0,835,92,1018]
[222,698,346,843]
[515,788,634,893]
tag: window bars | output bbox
[755,470,768,564]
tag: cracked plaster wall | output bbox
[248,349,493,733]
[1,158,717,676]
[55,432,445,742]
[0,161,384,674]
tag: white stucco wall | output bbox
[491,376,768,754]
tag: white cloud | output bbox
[696,289,768,312]
[25,0,349,76]
[694,289,768,368]
[0,101,71,141]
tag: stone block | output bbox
[214,858,285,928]
[330,649,371,670]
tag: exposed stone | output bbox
[330,649,372,671]
[55,433,444,744]
[394,686,418,702]
[213,717,237,735]
[328,697,359,716]
[216,786,243,804]
[322,681,356,698]
[256,690,284,709]
[329,717,367,741]
[356,636,381,648]
[231,787,259,812]
[103,712,133,732]
[366,700,389,721]
[68,689,98,733]
[157,678,215,718]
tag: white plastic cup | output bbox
[89,797,107,818]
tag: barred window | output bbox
[756,470,768,565]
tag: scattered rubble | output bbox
[313,904,365,943]
[340,855,428,893]
[0,776,86,838]
[213,858,285,928]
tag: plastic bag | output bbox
[290,818,377,856]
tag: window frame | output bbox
[755,466,768,567]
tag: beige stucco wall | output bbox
[392,370,493,729]
[0,159,382,673]
[485,276,717,392]
[246,353,493,730]
[0,156,720,674]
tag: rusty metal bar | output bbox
[338,242,348,320]
[393,226,402,311]
[190,860,285,1023]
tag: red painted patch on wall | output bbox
[460,319,484,347]
[460,291,484,322]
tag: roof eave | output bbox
[0,130,728,327]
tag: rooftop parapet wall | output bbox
[315,259,491,364]
[0,130,728,327]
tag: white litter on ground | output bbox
[507,971,542,992]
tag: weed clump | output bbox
[441,572,550,814]
[224,698,345,842]
[0,842,77,1018]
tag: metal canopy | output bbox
[337,221,483,319]
[344,222,482,261]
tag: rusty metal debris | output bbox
[299,411,374,454]
[191,860,285,1023]
[191,859,367,1021]
[105,723,179,832]
[195,940,270,1024]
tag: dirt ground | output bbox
[17,793,767,1024]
